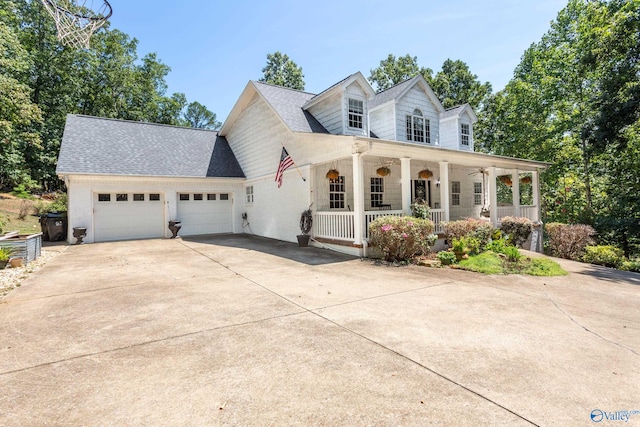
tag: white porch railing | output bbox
[430,209,445,234]
[497,205,538,222]
[364,210,404,239]
[315,211,355,240]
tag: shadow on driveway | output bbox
[577,264,640,286]
[181,233,357,266]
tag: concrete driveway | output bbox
[1,235,639,426]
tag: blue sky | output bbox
[106,0,567,121]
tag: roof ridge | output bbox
[251,80,317,96]
[71,114,219,133]
[374,75,420,95]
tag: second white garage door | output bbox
[176,192,233,236]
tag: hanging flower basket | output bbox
[376,166,391,177]
[418,169,433,179]
[499,175,513,187]
[325,169,339,180]
[520,176,532,184]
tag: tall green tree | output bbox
[183,101,221,130]
[430,59,492,110]
[259,51,305,90]
[368,54,432,92]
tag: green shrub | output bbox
[369,216,436,262]
[11,183,32,199]
[35,193,68,215]
[500,216,533,248]
[437,251,457,265]
[582,245,625,268]
[620,260,640,273]
[502,246,523,262]
[443,218,493,249]
[456,252,504,274]
[410,199,430,220]
[486,238,509,254]
[451,236,481,256]
[546,223,595,260]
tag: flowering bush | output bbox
[369,216,436,262]
[500,216,533,248]
[545,223,595,260]
[443,218,493,249]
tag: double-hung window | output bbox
[451,181,461,206]
[474,182,482,205]
[329,176,345,209]
[406,109,430,143]
[245,186,254,204]
[370,177,384,208]
[348,98,363,129]
[461,123,470,146]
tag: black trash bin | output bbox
[42,212,68,241]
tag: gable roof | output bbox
[219,81,328,135]
[302,72,376,110]
[252,82,328,133]
[441,104,478,122]
[369,75,445,113]
[56,115,245,178]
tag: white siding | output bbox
[226,93,292,179]
[306,92,343,134]
[369,104,395,140]
[396,87,440,144]
[439,118,458,150]
[447,167,485,219]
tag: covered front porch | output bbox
[311,139,545,252]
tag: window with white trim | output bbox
[246,186,254,204]
[348,98,363,129]
[329,176,345,209]
[406,109,430,143]
[451,181,461,206]
[461,123,470,146]
[474,182,482,205]
[370,177,384,208]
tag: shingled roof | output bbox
[252,82,328,133]
[369,76,418,109]
[56,115,245,178]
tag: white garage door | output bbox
[177,192,232,236]
[93,192,165,242]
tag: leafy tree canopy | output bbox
[183,101,221,130]
[259,51,305,90]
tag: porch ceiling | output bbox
[355,137,549,171]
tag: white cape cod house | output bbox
[57,72,547,256]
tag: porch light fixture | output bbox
[376,166,391,177]
[418,169,433,179]
[326,169,340,180]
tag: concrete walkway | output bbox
[1,235,638,426]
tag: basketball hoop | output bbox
[41,0,112,49]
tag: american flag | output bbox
[275,146,294,188]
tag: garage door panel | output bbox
[94,193,165,242]
[177,194,232,236]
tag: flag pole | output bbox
[281,142,306,182]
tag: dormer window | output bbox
[406,109,430,143]
[348,98,363,129]
[461,123,470,146]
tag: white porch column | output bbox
[400,157,411,213]
[352,153,365,246]
[439,161,450,222]
[488,167,498,227]
[532,170,540,222]
[512,169,521,217]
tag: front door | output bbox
[412,180,431,207]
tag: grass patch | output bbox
[456,251,504,274]
[524,257,568,276]
[455,251,567,276]
[0,209,41,234]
